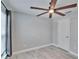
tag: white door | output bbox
[58,19,70,50]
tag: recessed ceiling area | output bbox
[2,0,78,18]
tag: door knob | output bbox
[65,36,70,38]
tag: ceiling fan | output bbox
[30,0,77,18]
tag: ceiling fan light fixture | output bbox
[49,9,54,13]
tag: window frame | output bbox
[1,1,12,58]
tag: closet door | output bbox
[58,19,70,50]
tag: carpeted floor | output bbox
[9,45,77,59]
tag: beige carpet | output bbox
[9,45,77,59]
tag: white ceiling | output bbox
[2,0,78,18]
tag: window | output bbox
[1,1,12,59]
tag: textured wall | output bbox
[52,21,58,45]
[12,12,51,52]
[51,12,78,55]
[70,11,78,54]
[11,10,78,55]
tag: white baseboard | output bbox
[13,43,53,56]
[12,43,77,57]
[51,43,78,57]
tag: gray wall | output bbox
[12,11,78,55]
[12,12,51,52]
[52,21,58,45]
[51,10,78,55]
[70,11,78,54]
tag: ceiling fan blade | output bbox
[36,12,48,16]
[30,7,48,11]
[55,11,65,16]
[50,0,57,9]
[55,3,77,10]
